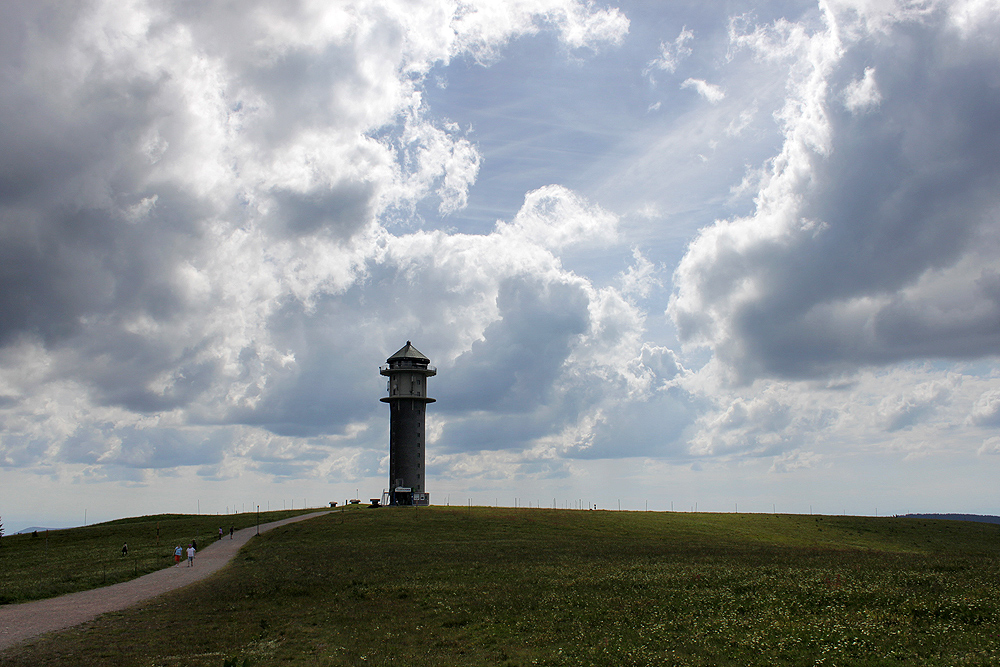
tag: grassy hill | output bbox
[2,506,1000,666]
[0,508,317,604]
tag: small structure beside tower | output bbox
[380,341,435,506]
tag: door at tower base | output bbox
[391,489,430,506]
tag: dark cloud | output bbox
[223,295,382,437]
[435,410,568,453]
[0,1,395,439]
[438,275,590,414]
[60,425,228,469]
[270,182,375,238]
[672,9,1000,381]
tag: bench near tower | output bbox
[380,341,435,506]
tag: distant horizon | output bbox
[11,507,1000,538]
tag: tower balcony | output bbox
[380,363,437,376]
[380,394,436,403]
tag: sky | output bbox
[2,0,1000,532]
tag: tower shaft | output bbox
[388,399,425,495]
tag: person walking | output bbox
[229,525,234,539]
[186,544,195,566]
[121,542,128,557]
[219,527,223,540]
[174,545,182,564]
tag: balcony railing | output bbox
[380,363,437,373]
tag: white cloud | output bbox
[618,248,660,300]
[877,379,954,431]
[843,66,881,113]
[947,0,1000,36]
[497,185,618,250]
[969,388,1000,426]
[452,0,629,62]
[770,449,822,473]
[725,104,758,136]
[978,435,1000,455]
[674,362,999,474]
[645,26,694,78]
[687,391,798,457]
[681,77,726,103]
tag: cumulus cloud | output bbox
[0,0,637,479]
[877,379,953,431]
[388,193,675,458]
[688,391,798,457]
[670,1,1000,382]
[968,388,1000,427]
[497,185,618,250]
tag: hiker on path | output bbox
[229,525,234,539]
[186,544,195,566]
[219,527,223,540]
[174,545,182,564]
[192,538,197,551]
[121,542,128,556]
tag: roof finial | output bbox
[406,340,411,346]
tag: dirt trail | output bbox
[0,510,331,652]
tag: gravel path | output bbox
[0,510,331,652]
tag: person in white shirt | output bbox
[186,544,195,566]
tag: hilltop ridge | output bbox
[902,513,1000,525]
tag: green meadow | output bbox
[0,509,316,604]
[2,507,1000,666]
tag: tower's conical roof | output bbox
[387,341,430,363]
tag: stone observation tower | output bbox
[380,341,435,506]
